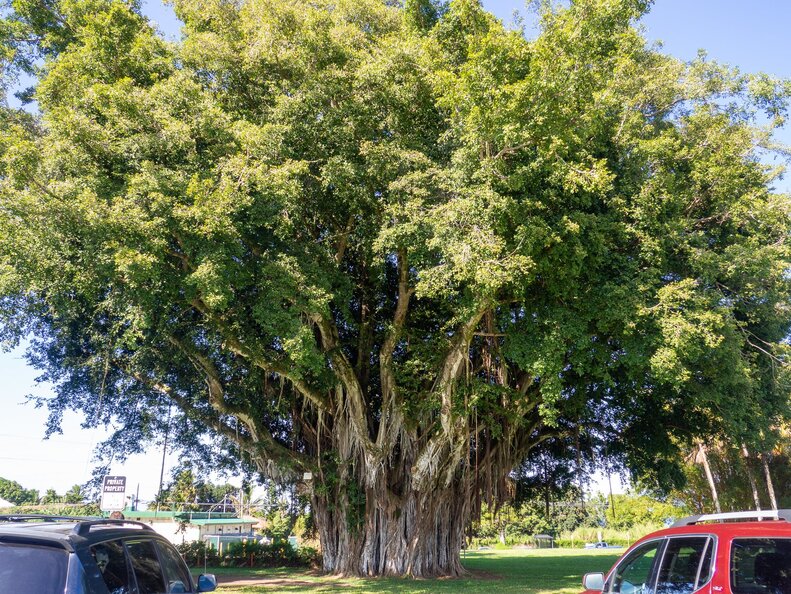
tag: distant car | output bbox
[0,514,217,593]
[585,541,612,549]
[580,510,791,594]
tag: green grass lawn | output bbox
[206,548,621,593]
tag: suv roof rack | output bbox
[0,515,155,536]
[0,515,96,523]
[671,510,791,527]
[71,519,155,537]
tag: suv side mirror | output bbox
[583,572,605,591]
[197,574,217,592]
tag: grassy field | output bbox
[206,548,621,593]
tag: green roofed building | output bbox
[121,509,257,545]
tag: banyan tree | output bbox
[1,0,790,577]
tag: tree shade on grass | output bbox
[1,0,790,578]
[206,549,621,593]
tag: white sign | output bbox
[100,476,126,512]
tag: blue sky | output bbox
[1,0,789,500]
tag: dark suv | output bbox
[0,515,217,593]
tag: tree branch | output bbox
[129,367,313,476]
[311,312,379,464]
[412,302,490,489]
[161,337,314,474]
[186,299,331,410]
[377,250,414,450]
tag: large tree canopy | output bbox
[1,0,790,577]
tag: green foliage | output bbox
[657,438,791,514]
[295,545,322,569]
[555,523,661,549]
[175,540,220,567]
[63,484,87,504]
[473,491,686,547]
[225,539,301,567]
[177,538,316,569]
[0,477,39,505]
[1,503,101,516]
[155,463,243,509]
[1,0,790,574]
[264,508,293,541]
[3,482,88,506]
[40,488,61,505]
[596,493,685,531]
[344,478,366,534]
[255,481,309,542]
[404,0,444,32]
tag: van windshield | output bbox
[0,542,68,594]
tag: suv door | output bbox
[155,540,194,593]
[91,537,197,594]
[90,540,133,594]
[126,539,168,594]
[605,539,664,594]
[654,536,714,594]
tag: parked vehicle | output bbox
[0,514,217,593]
[581,510,791,594]
[585,541,621,549]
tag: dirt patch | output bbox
[217,576,317,587]
[464,569,502,581]
[216,571,353,589]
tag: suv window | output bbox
[607,540,662,594]
[127,539,167,594]
[731,538,791,594]
[0,543,69,594]
[156,541,193,593]
[91,540,132,594]
[655,537,713,594]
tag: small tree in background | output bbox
[63,484,86,504]
[0,477,39,505]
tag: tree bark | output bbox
[696,441,721,514]
[761,453,778,511]
[741,444,761,511]
[312,473,468,577]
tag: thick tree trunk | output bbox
[312,479,468,577]
[304,303,533,577]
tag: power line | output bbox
[0,433,96,445]
[0,456,90,463]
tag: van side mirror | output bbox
[583,572,605,591]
